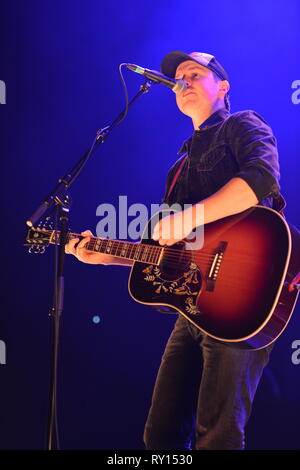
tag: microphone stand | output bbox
[26,79,154,450]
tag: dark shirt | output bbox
[163,108,281,209]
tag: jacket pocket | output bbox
[195,144,228,172]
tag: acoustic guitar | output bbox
[26,205,300,350]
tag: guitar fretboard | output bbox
[50,231,163,265]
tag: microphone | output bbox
[126,63,187,94]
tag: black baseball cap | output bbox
[160,51,229,81]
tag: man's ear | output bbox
[219,80,230,96]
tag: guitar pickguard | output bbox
[142,262,202,315]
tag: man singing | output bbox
[65,50,281,449]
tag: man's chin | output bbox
[179,101,205,116]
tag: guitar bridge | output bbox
[206,241,227,291]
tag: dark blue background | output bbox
[0,0,299,450]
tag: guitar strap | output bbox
[272,192,286,217]
[166,153,188,201]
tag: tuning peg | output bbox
[37,216,54,231]
[28,245,46,254]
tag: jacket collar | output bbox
[178,107,230,154]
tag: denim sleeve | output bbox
[228,110,280,202]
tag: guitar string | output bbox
[29,229,262,268]
[87,244,256,274]
[33,229,267,276]
[73,235,260,266]
[91,239,218,264]
[30,231,260,284]
[31,229,259,271]
[33,229,216,261]
[80,233,215,258]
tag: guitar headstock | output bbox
[25,218,54,254]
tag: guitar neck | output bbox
[49,230,163,265]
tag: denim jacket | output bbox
[163,108,282,210]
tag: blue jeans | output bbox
[143,315,273,450]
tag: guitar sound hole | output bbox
[159,242,192,281]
